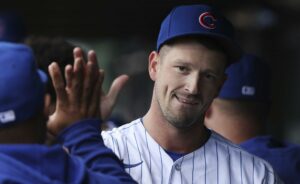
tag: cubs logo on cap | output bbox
[199,12,217,29]
[156,4,242,64]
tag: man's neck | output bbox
[143,110,210,154]
[207,113,265,144]
[0,118,46,144]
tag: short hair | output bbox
[159,36,229,66]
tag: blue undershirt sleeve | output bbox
[57,119,137,184]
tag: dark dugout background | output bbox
[2,0,300,143]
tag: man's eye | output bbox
[204,73,216,80]
[176,66,188,72]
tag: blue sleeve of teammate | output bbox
[57,119,137,184]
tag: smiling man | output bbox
[102,4,282,183]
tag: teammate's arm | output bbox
[47,47,136,183]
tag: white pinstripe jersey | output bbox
[102,118,282,184]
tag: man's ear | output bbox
[148,51,159,81]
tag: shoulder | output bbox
[101,118,143,139]
[101,118,146,158]
[241,135,300,150]
[209,131,268,161]
[209,131,278,175]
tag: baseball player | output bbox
[0,42,136,183]
[102,4,282,184]
[205,53,300,183]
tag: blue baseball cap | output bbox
[218,54,271,102]
[157,4,242,64]
[0,42,47,127]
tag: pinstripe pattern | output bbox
[215,141,219,184]
[204,144,206,184]
[109,134,116,152]
[180,156,184,184]
[240,151,243,184]
[192,152,195,184]
[252,156,255,184]
[125,137,131,174]
[159,146,163,184]
[134,132,143,182]
[265,167,269,183]
[114,137,121,156]
[144,127,152,175]
[227,145,231,184]
[102,119,283,184]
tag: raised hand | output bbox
[79,48,129,121]
[47,47,102,135]
[47,47,129,135]
[99,74,129,121]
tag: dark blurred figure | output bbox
[25,36,75,114]
[0,11,27,42]
[205,54,300,184]
[0,42,136,183]
[25,37,118,131]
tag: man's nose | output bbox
[184,74,200,95]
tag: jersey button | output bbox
[175,164,181,171]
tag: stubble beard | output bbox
[157,95,205,129]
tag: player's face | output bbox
[149,41,227,128]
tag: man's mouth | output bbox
[175,94,200,105]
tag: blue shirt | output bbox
[0,119,137,184]
[240,135,300,184]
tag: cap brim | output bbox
[159,33,243,65]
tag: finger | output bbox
[65,64,73,92]
[88,50,99,68]
[48,62,68,105]
[74,47,88,67]
[70,57,84,106]
[106,74,129,105]
[99,69,105,95]
[88,70,104,118]
[99,69,105,85]
[73,47,84,59]
[81,61,98,112]
[73,47,87,67]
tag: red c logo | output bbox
[199,12,217,30]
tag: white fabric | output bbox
[102,118,282,184]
